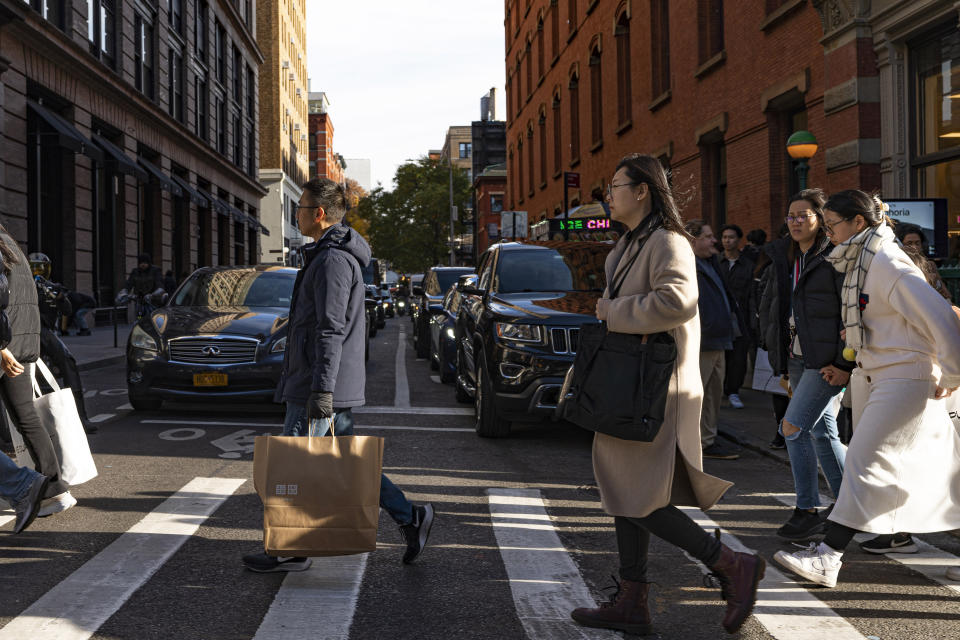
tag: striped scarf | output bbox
[824,223,895,352]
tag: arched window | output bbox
[537,15,545,80]
[552,92,562,175]
[615,11,631,127]
[527,125,535,197]
[538,110,547,187]
[568,0,577,34]
[550,0,559,59]
[517,137,525,203]
[569,71,580,161]
[589,43,602,146]
[525,38,533,98]
[508,146,515,208]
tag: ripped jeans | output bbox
[780,357,846,510]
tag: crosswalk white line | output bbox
[114,403,133,411]
[766,492,960,594]
[0,513,13,527]
[430,375,441,384]
[488,489,613,639]
[395,328,411,408]
[253,554,367,640]
[679,506,868,640]
[0,477,245,640]
[88,413,114,423]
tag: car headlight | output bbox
[398,300,406,307]
[382,302,389,308]
[271,336,287,353]
[445,327,455,339]
[130,324,158,352]
[495,322,541,343]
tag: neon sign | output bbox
[557,217,611,230]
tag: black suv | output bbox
[413,266,475,358]
[454,241,613,437]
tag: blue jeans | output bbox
[283,402,414,526]
[72,308,92,331]
[0,450,42,508]
[780,358,846,509]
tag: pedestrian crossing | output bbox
[2,477,960,639]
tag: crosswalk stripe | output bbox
[679,506,868,640]
[88,413,114,423]
[0,513,13,528]
[252,554,367,640]
[0,477,245,640]
[766,492,960,594]
[487,488,612,639]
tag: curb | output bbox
[78,354,125,372]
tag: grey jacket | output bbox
[0,230,40,362]
[277,224,371,408]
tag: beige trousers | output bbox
[698,350,726,448]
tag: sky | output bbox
[304,1,507,191]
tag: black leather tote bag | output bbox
[561,229,677,441]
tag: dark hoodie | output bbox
[277,224,371,408]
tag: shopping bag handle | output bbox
[308,416,336,438]
[33,359,61,398]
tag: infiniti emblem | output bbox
[201,346,221,356]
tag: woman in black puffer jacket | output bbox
[0,225,72,513]
[757,189,850,542]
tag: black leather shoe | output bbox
[14,474,50,534]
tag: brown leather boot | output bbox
[710,542,766,634]
[570,578,652,635]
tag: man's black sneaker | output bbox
[776,507,826,540]
[399,503,435,564]
[14,475,50,534]
[859,532,918,554]
[702,441,740,460]
[769,433,786,449]
[242,552,311,573]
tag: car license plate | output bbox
[193,373,227,387]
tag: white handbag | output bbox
[8,359,97,485]
[751,348,788,396]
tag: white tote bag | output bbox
[948,392,960,437]
[751,348,788,396]
[9,359,97,485]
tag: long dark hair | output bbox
[0,222,20,276]
[614,154,692,239]
[787,188,827,264]
[823,189,895,228]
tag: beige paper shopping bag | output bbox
[253,432,384,557]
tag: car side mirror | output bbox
[461,285,485,296]
[412,286,424,296]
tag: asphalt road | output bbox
[2,316,959,640]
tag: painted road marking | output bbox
[88,414,114,423]
[99,389,127,396]
[395,328,410,408]
[679,506,868,640]
[157,427,207,440]
[487,489,611,639]
[145,420,472,434]
[0,513,13,528]
[114,403,133,411]
[0,477,245,640]
[430,375,441,384]
[767,492,960,595]
[252,554,368,640]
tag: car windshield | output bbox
[495,247,608,293]
[171,270,296,308]
[436,269,474,293]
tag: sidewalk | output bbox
[60,323,131,371]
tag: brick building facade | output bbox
[308,91,344,185]
[0,0,268,306]
[504,0,960,257]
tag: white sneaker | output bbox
[774,542,842,588]
[728,393,745,409]
[37,491,77,518]
[947,566,960,581]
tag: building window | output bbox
[234,220,245,265]
[517,140,524,203]
[215,21,226,83]
[615,12,631,126]
[216,96,226,154]
[246,65,255,117]
[537,18,545,79]
[552,93,562,175]
[569,73,580,160]
[765,0,789,12]
[233,45,243,105]
[538,113,547,187]
[698,0,724,63]
[459,142,472,159]
[527,127,534,196]
[568,0,576,33]
[26,0,65,28]
[243,0,252,27]
[233,114,242,166]
[195,76,208,141]
[525,41,533,97]
[168,48,184,122]
[589,46,602,147]
[134,14,155,99]
[651,0,670,98]
[247,126,255,177]
[701,141,727,229]
[195,0,208,62]
[88,0,116,67]
[508,148,515,208]
[515,60,522,116]
[169,0,182,34]
[551,1,559,59]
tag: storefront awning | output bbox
[137,156,183,197]
[169,174,208,207]
[27,99,104,163]
[91,134,148,181]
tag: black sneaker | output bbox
[13,474,50,534]
[859,532,918,554]
[769,433,786,449]
[399,504,435,564]
[776,507,826,540]
[242,552,311,573]
[702,441,740,460]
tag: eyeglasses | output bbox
[821,218,849,235]
[294,204,317,210]
[606,182,638,198]
[785,212,816,224]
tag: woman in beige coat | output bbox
[570,155,764,636]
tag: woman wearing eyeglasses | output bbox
[756,188,849,541]
[775,189,960,588]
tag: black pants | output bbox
[824,522,859,552]
[616,506,722,582]
[723,337,750,396]
[772,394,790,437]
[40,328,88,421]
[0,362,69,498]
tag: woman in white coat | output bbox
[775,189,960,587]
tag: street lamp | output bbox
[786,130,818,191]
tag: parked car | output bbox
[454,240,613,437]
[407,274,424,321]
[428,274,477,383]
[366,284,386,329]
[413,266,475,358]
[364,285,378,338]
[126,265,297,411]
